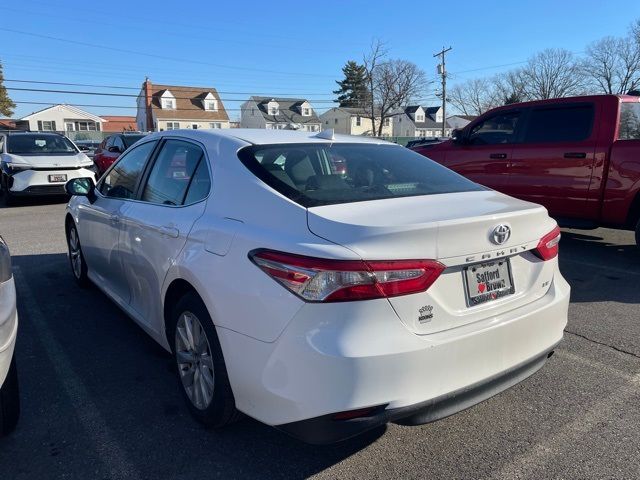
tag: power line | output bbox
[0,28,337,78]
[3,79,337,96]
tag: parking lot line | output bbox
[492,356,640,479]
[13,266,141,480]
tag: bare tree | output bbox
[582,36,640,94]
[362,40,429,136]
[492,70,527,105]
[447,78,498,115]
[519,48,584,99]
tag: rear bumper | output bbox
[218,271,570,443]
[0,277,18,387]
[277,345,557,444]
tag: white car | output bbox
[64,129,570,443]
[0,132,95,205]
[0,236,19,436]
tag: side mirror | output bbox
[66,177,96,202]
[108,146,122,153]
[451,128,469,145]
[78,145,90,152]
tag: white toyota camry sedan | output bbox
[64,129,570,443]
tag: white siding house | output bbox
[19,104,105,133]
[393,105,453,137]
[319,107,392,136]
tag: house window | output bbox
[302,107,311,116]
[192,124,198,129]
[384,117,390,126]
[163,99,175,109]
[309,125,318,132]
[334,118,338,125]
[166,122,180,130]
[205,100,217,111]
[251,108,255,116]
[209,122,222,129]
[40,121,54,131]
[269,107,279,115]
[356,116,361,126]
[65,122,74,131]
[416,115,424,122]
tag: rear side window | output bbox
[141,140,204,206]
[618,102,640,140]
[238,143,483,208]
[524,105,594,143]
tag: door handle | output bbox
[158,225,179,238]
[489,153,507,159]
[564,152,586,159]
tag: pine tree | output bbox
[503,92,522,105]
[333,61,369,108]
[0,62,15,117]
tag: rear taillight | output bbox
[249,250,445,302]
[533,226,561,261]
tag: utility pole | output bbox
[433,46,452,137]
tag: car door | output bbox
[77,140,159,304]
[506,103,598,219]
[439,110,523,190]
[118,138,211,332]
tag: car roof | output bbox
[143,128,399,147]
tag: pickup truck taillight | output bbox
[534,226,561,261]
[249,250,445,302]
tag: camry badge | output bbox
[491,224,511,245]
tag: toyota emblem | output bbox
[491,224,511,245]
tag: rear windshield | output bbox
[7,134,78,155]
[122,135,146,148]
[238,143,483,207]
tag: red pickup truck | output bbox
[412,94,640,245]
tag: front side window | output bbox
[99,141,157,199]
[7,134,77,155]
[618,102,640,140]
[238,143,482,207]
[523,104,594,143]
[468,111,521,145]
[141,140,204,206]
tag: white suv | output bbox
[0,236,19,436]
[64,129,570,443]
[0,132,95,205]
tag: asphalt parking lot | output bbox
[0,196,639,479]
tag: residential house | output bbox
[19,104,105,133]
[240,97,322,132]
[136,79,230,131]
[447,114,477,130]
[392,105,453,137]
[102,115,137,132]
[319,107,392,136]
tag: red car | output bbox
[93,133,147,176]
[412,94,640,245]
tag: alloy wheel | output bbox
[175,311,215,410]
[68,227,82,279]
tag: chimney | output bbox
[144,77,153,131]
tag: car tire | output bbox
[0,355,20,436]
[66,222,90,288]
[170,292,240,428]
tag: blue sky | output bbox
[2,0,640,120]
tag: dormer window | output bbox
[416,114,424,122]
[202,92,218,111]
[267,100,279,116]
[160,90,176,109]
[302,107,311,116]
[300,101,312,116]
